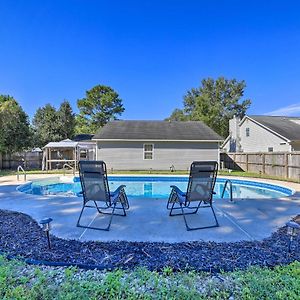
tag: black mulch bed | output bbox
[0,209,299,272]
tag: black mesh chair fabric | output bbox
[167,161,219,231]
[79,161,110,204]
[187,161,218,203]
[77,160,129,231]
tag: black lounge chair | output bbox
[167,161,219,231]
[77,160,129,231]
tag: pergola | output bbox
[42,139,81,171]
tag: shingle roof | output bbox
[44,139,78,148]
[249,116,300,141]
[73,134,94,142]
[93,120,223,141]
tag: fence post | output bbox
[246,153,249,171]
[233,153,236,170]
[285,153,289,179]
[262,153,265,174]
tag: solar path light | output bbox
[40,217,53,249]
[286,221,300,253]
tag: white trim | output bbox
[143,143,154,160]
[238,115,247,126]
[222,135,230,144]
[92,139,223,142]
[217,143,220,166]
[239,116,291,143]
[221,135,230,149]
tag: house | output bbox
[92,120,223,170]
[223,115,300,153]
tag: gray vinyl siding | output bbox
[240,118,290,152]
[96,141,219,170]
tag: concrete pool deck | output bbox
[0,174,300,243]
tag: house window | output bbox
[143,144,154,160]
[268,147,273,152]
[246,127,250,137]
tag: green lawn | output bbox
[0,170,17,177]
[1,168,299,184]
[0,169,75,177]
[0,256,299,299]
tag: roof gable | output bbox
[247,116,300,141]
[93,120,223,141]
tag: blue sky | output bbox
[1,0,300,120]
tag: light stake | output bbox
[286,221,300,253]
[170,165,175,172]
[40,218,53,249]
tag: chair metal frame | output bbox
[167,161,219,231]
[77,160,129,231]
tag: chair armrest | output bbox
[170,185,186,196]
[111,185,126,196]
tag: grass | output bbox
[0,170,17,177]
[219,170,300,183]
[0,256,299,299]
[1,168,299,184]
[0,169,75,177]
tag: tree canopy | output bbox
[0,95,31,154]
[76,85,125,134]
[57,100,76,140]
[167,77,251,137]
[32,101,75,147]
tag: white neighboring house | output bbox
[223,115,300,153]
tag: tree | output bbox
[0,95,31,155]
[32,104,61,147]
[165,108,188,121]
[33,101,76,147]
[76,85,125,133]
[57,100,75,139]
[167,77,251,137]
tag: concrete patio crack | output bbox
[215,206,255,241]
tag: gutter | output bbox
[92,139,224,142]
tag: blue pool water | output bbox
[18,176,294,199]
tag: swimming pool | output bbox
[18,176,294,199]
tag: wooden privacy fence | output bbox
[221,152,300,181]
[1,151,43,170]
